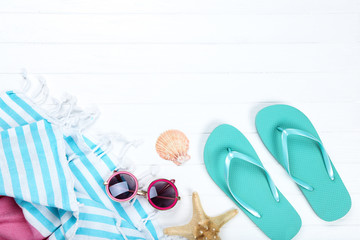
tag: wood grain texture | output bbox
[0,0,359,239]
[1,14,359,43]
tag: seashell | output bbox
[155,129,190,166]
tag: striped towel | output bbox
[0,90,162,240]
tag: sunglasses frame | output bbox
[104,170,180,210]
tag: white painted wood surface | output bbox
[0,0,359,239]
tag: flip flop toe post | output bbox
[204,124,301,240]
[256,105,351,221]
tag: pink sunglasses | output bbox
[104,171,180,210]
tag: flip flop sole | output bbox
[256,105,351,221]
[204,124,301,240]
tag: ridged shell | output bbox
[155,130,190,165]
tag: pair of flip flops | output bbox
[204,105,351,240]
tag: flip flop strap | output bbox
[276,127,334,191]
[225,148,279,218]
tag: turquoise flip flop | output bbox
[204,124,301,240]
[256,105,351,221]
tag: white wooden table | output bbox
[0,0,359,239]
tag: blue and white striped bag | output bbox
[0,89,163,240]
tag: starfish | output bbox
[163,192,238,240]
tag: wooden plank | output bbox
[139,164,359,239]
[217,225,360,239]
[0,43,359,74]
[131,163,359,197]
[1,73,360,103]
[156,193,360,224]
[0,14,359,43]
[1,0,360,14]
[151,161,360,238]
[92,131,360,166]
[83,102,360,135]
[45,73,360,103]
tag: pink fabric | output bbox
[0,196,45,240]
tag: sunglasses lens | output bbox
[108,173,137,200]
[148,180,177,209]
